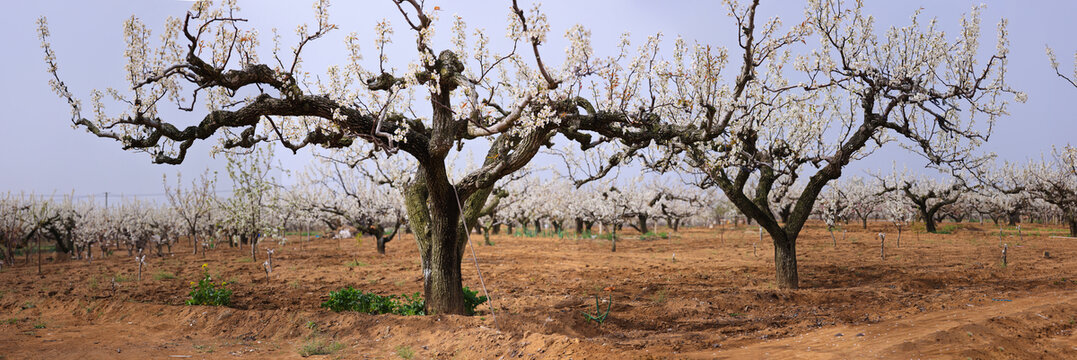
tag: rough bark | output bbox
[630,214,650,234]
[773,233,798,288]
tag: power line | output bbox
[5,189,238,200]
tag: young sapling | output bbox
[581,294,612,324]
[878,233,886,259]
[135,250,146,282]
[262,261,271,282]
[1002,243,1008,267]
[266,249,274,274]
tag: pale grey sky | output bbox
[2,1,1075,198]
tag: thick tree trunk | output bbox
[861,217,868,229]
[492,223,501,235]
[673,218,680,232]
[575,218,584,235]
[923,210,938,233]
[404,162,497,315]
[1069,217,1077,238]
[610,228,617,252]
[773,234,798,289]
[377,236,388,254]
[637,214,649,234]
[406,173,466,315]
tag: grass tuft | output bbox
[297,337,343,357]
[395,345,415,359]
[154,271,176,280]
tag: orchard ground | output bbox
[1,221,1075,359]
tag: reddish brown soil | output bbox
[1,222,1075,359]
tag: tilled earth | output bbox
[1,222,1075,359]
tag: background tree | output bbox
[220,145,278,260]
[878,172,969,233]
[298,157,406,254]
[163,169,218,255]
[883,194,914,247]
[1024,147,1077,236]
[834,177,880,229]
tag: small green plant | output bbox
[513,229,538,237]
[113,273,130,282]
[639,231,671,240]
[935,224,959,234]
[321,287,425,315]
[154,271,176,280]
[581,294,612,324]
[652,289,668,304]
[322,287,396,314]
[462,287,488,316]
[395,345,415,359]
[320,286,480,316]
[186,264,232,306]
[21,302,35,310]
[297,337,343,357]
[4,318,18,325]
[394,292,426,316]
[237,257,253,263]
[32,321,46,329]
[345,259,367,268]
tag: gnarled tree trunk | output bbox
[404,164,496,315]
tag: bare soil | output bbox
[1,222,1075,359]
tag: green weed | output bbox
[395,345,415,359]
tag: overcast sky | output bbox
[2,0,1075,199]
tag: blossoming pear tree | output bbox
[37,0,707,314]
[1023,147,1077,236]
[1042,46,1077,236]
[877,170,969,233]
[829,176,881,229]
[163,169,218,255]
[297,156,407,254]
[670,1,1021,289]
[219,145,279,261]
